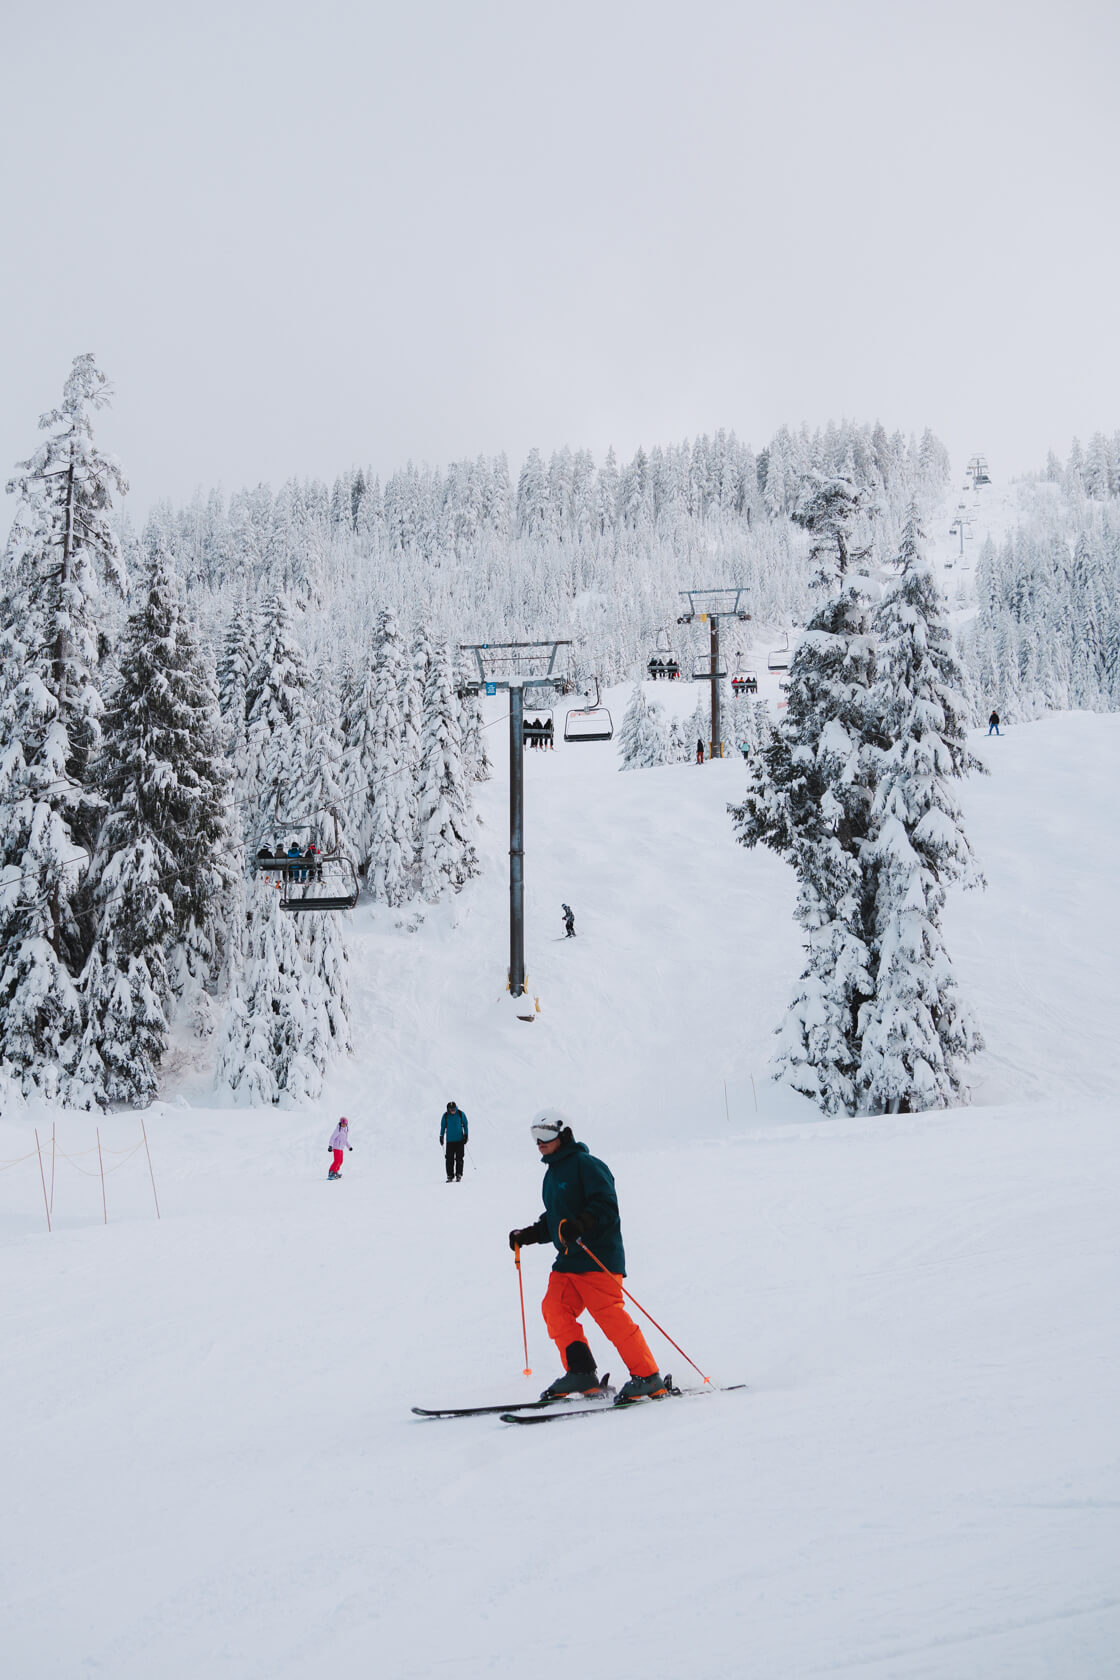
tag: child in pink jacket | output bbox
[328,1118,352,1179]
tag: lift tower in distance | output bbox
[677,588,751,759]
[458,639,573,1006]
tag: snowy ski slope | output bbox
[2,685,1118,1678]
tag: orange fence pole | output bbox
[96,1127,108,1225]
[34,1129,52,1234]
[140,1117,161,1219]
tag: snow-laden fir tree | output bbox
[687,693,709,758]
[220,590,317,1102]
[857,504,985,1112]
[217,591,257,771]
[244,591,309,839]
[365,611,416,905]
[73,531,234,1104]
[730,473,881,1115]
[458,676,491,784]
[617,683,672,768]
[281,657,352,1092]
[417,638,478,899]
[339,644,380,874]
[667,714,690,763]
[405,623,431,865]
[0,355,127,1096]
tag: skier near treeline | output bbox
[988,710,1000,736]
[440,1100,468,1182]
[508,1110,666,1404]
[327,1117,352,1179]
[562,903,575,938]
[695,738,705,764]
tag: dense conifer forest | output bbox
[2,355,1117,1110]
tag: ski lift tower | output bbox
[677,588,751,759]
[458,639,573,1005]
[948,503,976,557]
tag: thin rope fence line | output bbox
[56,1146,141,1176]
[101,1144,145,1174]
[30,1142,145,1176]
[53,1153,104,1177]
[0,1150,39,1171]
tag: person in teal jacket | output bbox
[439,1101,469,1183]
[508,1110,665,1404]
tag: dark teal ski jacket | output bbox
[522,1137,626,1276]
[440,1107,468,1144]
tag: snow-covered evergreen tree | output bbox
[217,591,257,770]
[0,355,127,1096]
[405,623,431,868]
[617,684,672,768]
[74,531,234,1104]
[221,590,325,1102]
[730,475,880,1114]
[667,714,690,763]
[365,611,416,905]
[339,644,379,874]
[858,505,985,1112]
[458,678,491,784]
[417,639,478,899]
[285,658,352,1085]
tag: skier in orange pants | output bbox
[509,1110,665,1404]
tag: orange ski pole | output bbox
[576,1238,711,1384]
[514,1244,532,1375]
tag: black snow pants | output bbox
[445,1140,465,1181]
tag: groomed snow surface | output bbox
[3,706,1118,1679]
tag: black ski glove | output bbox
[509,1226,542,1252]
[558,1213,593,1248]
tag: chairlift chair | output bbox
[279,852,360,913]
[522,708,555,749]
[766,634,791,672]
[731,654,759,695]
[563,679,614,742]
[692,656,727,681]
[252,836,359,913]
[646,628,679,680]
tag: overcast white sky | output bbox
[2,0,1118,517]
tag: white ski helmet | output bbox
[530,1107,572,1144]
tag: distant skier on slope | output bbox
[695,738,705,764]
[988,710,1000,736]
[440,1101,469,1182]
[327,1117,352,1179]
[561,903,575,938]
[508,1110,666,1404]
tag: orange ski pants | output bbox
[542,1269,658,1378]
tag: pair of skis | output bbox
[413,1376,746,1426]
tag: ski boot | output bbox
[539,1341,607,1401]
[614,1371,668,1404]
